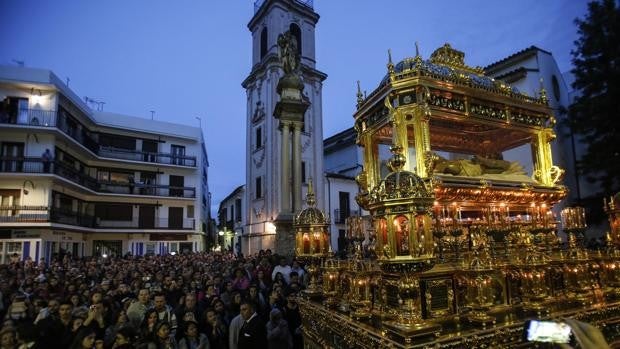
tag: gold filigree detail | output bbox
[429,43,484,74]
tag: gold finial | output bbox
[415,41,420,57]
[306,177,316,207]
[387,49,395,77]
[539,77,548,105]
[356,80,364,108]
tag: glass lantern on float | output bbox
[362,143,440,338]
[294,178,331,298]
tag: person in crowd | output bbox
[174,293,202,332]
[266,308,292,349]
[148,321,177,349]
[69,327,96,349]
[0,326,16,349]
[254,270,271,297]
[36,300,74,349]
[139,309,160,342]
[271,258,292,285]
[237,301,266,349]
[230,269,249,292]
[103,310,129,348]
[203,308,227,349]
[111,326,136,349]
[282,291,302,349]
[228,311,243,349]
[153,292,177,336]
[177,319,208,349]
[127,288,151,328]
[290,261,305,286]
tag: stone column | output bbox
[281,121,291,213]
[292,122,302,212]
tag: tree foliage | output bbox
[568,0,620,195]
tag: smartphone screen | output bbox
[525,320,572,343]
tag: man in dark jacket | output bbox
[238,301,267,349]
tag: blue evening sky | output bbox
[0,0,589,216]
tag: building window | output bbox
[235,199,242,222]
[256,126,262,150]
[187,205,194,218]
[171,145,186,165]
[260,27,268,59]
[169,175,185,197]
[256,177,262,199]
[551,75,561,102]
[289,23,302,56]
[230,204,234,222]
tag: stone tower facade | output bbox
[241,0,327,255]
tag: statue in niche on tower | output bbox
[278,30,300,75]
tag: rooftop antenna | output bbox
[150,110,155,120]
[66,77,70,87]
[12,59,24,67]
[195,116,202,129]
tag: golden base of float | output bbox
[383,320,442,341]
[466,309,496,328]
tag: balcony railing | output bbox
[49,208,195,230]
[0,109,197,167]
[99,147,196,167]
[50,207,97,227]
[97,218,195,230]
[0,157,196,198]
[0,206,49,222]
[98,182,196,198]
[334,209,352,224]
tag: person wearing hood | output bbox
[266,308,292,349]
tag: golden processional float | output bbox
[294,43,620,348]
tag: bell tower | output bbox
[242,0,327,255]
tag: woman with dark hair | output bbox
[112,326,136,349]
[255,269,271,296]
[69,327,97,349]
[104,310,129,348]
[146,321,177,349]
[203,308,227,349]
[231,268,249,292]
[177,319,208,349]
[139,309,160,341]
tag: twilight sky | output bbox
[0,0,589,216]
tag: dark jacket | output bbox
[237,313,267,349]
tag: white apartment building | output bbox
[0,65,210,263]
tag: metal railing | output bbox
[1,109,197,167]
[50,207,97,227]
[333,209,352,224]
[0,206,49,222]
[0,109,57,127]
[98,182,196,198]
[99,147,196,167]
[97,218,195,230]
[49,208,194,230]
[0,157,196,198]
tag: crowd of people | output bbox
[0,250,308,349]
